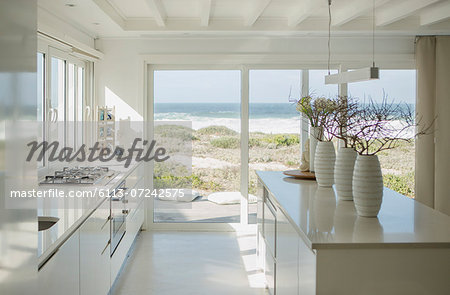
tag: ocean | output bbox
[155,103,301,134]
[154,102,415,135]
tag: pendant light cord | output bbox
[328,0,332,75]
[372,0,375,67]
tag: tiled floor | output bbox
[112,230,267,295]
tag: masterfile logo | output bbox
[26,138,170,168]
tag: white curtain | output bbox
[415,36,450,216]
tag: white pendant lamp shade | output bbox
[324,0,380,85]
[325,67,379,85]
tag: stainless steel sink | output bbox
[38,216,59,231]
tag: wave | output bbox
[156,117,301,134]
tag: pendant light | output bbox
[325,0,379,84]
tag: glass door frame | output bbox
[145,64,320,230]
[146,64,248,230]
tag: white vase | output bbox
[334,147,357,201]
[352,155,384,217]
[309,126,323,172]
[314,141,336,187]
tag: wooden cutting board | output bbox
[283,170,316,180]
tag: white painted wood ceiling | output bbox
[38,0,450,38]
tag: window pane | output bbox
[37,52,45,168]
[77,67,84,148]
[249,70,302,224]
[153,70,241,223]
[67,63,76,148]
[50,57,65,122]
[50,57,65,148]
[309,69,338,97]
[348,70,416,198]
[77,67,84,122]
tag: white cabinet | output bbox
[38,164,145,295]
[111,197,145,283]
[263,195,276,258]
[111,169,145,286]
[276,209,299,295]
[80,199,111,295]
[38,230,80,295]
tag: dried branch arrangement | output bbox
[296,95,337,141]
[297,94,433,153]
[323,96,360,148]
[327,96,433,155]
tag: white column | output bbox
[300,70,309,157]
[145,64,155,229]
[240,66,249,225]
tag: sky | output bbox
[154,69,416,104]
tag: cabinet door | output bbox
[277,209,299,295]
[38,230,80,295]
[80,199,111,295]
[263,194,276,257]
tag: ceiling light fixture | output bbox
[324,0,379,84]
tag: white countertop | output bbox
[257,171,450,250]
[38,162,142,265]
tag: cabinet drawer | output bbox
[265,247,276,295]
[127,178,145,218]
[257,181,264,235]
[264,196,276,257]
[80,201,111,295]
[38,231,80,295]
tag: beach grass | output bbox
[155,124,415,198]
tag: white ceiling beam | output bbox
[245,0,272,27]
[420,1,450,26]
[200,0,212,27]
[332,0,389,27]
[145,0,167,27]
[288,0,320,27]
[376,0,441,26]
[92,0,126,29]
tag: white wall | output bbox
[95,35,415,118]
[38,6,96,49]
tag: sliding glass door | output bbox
[148,67,343,226]
[153,69,242,223]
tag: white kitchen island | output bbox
[256,171,450,295]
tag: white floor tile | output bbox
[111,231,267,295]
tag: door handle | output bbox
[100,216,110,230]
[48,108,54,122]
[101,240,111,255]
[85,105,91,119]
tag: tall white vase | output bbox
[352,155,384,217]
[309,126,323,172]
[334,147,357,201]
[314,141,336,187]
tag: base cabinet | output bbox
[39,164,145,295]
[38,231,80,295]
[257,172,450,295]
[276,210,300,295]
[80,199,111,295]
